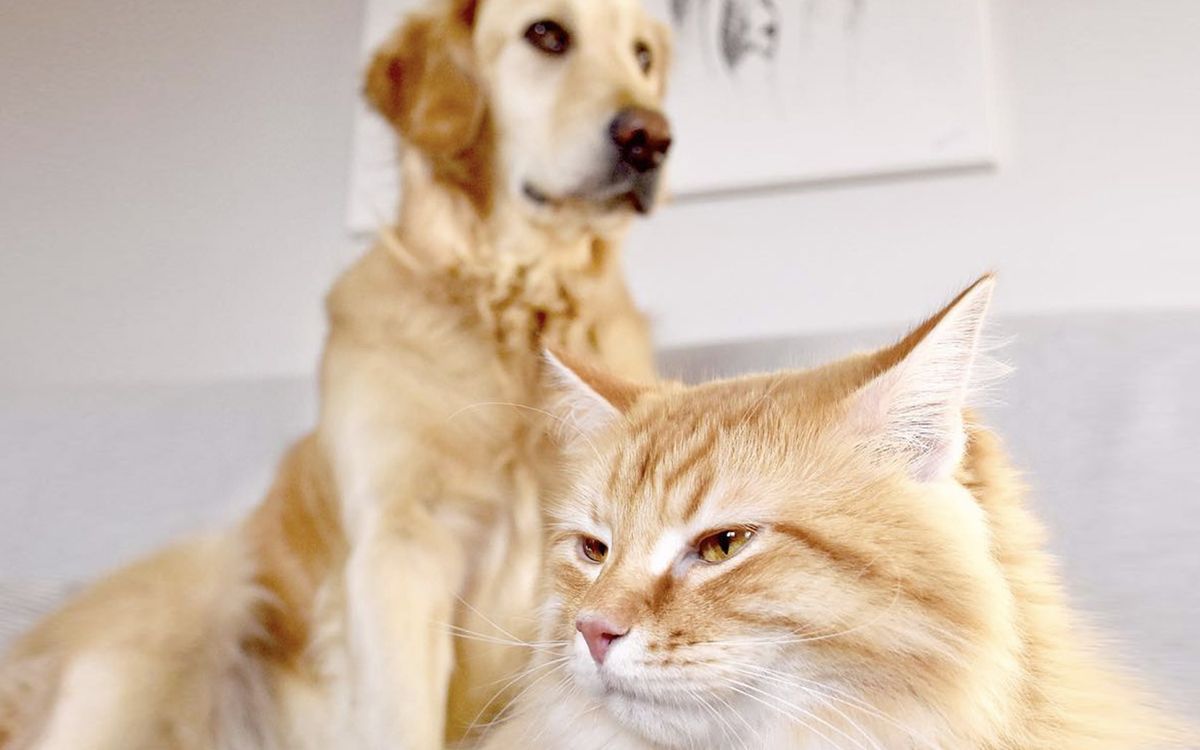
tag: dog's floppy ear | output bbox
[365,0,489,193]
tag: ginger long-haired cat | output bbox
[481,276,1193,750]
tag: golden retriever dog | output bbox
[0,0,672,747]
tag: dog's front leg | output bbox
[26,652,162,750]
[344,502,465,750]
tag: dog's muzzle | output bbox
[609,107,672,213]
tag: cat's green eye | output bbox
[580,536,608,564]
[697,529,755,564]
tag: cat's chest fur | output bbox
[488,686,889,750]
[537,721,877,750]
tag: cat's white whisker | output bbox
[527,678,592,745]
[706,686,758,750]
[722,664,886,750]
[452,592,536,645]
[479,654,571,690]
[469,663,572,738]
[510,673,574,743]
[687,686,735,750]
[723,659,940,749]
[720,678,846,750]
[436,624,559,653]
[724,675,876,750]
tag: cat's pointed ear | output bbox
[543,349,647,445]
[845,275,997,482]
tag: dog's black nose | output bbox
[610,107,672,173]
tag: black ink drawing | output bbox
[720,0,780,68]
[672,0,868,73]
[671,0,780,70]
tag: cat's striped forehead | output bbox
[558,376,812,537]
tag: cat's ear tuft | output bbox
[846,275,999,482]
[542,349,646,446]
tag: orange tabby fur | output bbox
[482,277,1193,750]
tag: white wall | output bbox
[626,0,1200,346]
[2,0,1198,386]
[0,0,364,386]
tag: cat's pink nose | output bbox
[576,614,629,664]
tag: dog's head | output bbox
[367,0,673,221]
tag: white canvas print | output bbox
[648,0,994,195]
[346,0,994,231]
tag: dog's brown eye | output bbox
[697,529,754,564]
[525,19,571,56]
[634,40,653,74]
[580,536,608,564]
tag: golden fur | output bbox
[483,277,1194,750]
[0,0,672,747]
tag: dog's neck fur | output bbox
[389,151,631,285]
[379,150,637,364]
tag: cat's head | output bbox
[540,276,1018,747]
